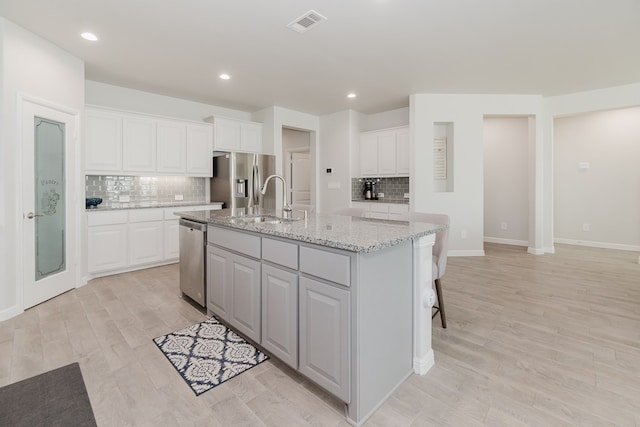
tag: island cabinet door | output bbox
[207,246,230,321]
[261,264,298,369]
[228,252,262,343]
[299,276,351,403]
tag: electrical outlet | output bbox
[582,223,590,232]
[378,192,384,198]
[175,194,184,201]
[403,193,410,199]
[501,222,508,230]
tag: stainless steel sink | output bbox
[229,215,300,225]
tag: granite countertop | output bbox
[176,208,444,254]
[352,199,409,204]
[86,201,224,211]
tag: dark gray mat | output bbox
[0,362,97,427]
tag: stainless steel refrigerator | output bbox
[210,152,276,213]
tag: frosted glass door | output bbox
[34,117,66,280]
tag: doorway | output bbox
[282,128,313,209]
[21,98,78,309]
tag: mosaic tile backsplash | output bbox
[86,175,207,205]
[351,177,409,201]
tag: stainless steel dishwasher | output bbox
[179,219,207,307]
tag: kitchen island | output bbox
[176,208,444,426]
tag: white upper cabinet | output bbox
[359,126,410,177]
[186,124,214,176]
[157,120,187,174]
[85,106,213,176]
[123,115,156,172]
[212,116,263,153]
[85,109,122,172]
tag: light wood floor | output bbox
[1,243,639,426]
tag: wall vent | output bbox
[287,10,327,33]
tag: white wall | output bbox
[282,128,310,152]
[543,83,640,252]
[86,80,250,121]
[553,107,640,250]
[363,107,409,131]
[410,94,544,256]
[0,18,85,320]
[483,117,529,245]
[318,110,356,213]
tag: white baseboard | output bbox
[554,238,640,252]
[527,247,545,255]
[0,304,22,322]
[484,237,528,247]
[544,246,556,254]
[449,250,485,257]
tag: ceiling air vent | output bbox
[287,10,327,33]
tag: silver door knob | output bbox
[26,212,44,219]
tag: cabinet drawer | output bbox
[388,204,409,214]
[262,238,298,270]
[208,226,261,259]
[300,246,350,287]
[87,211,128,226]
[129,208,164,222]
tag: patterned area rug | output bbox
[153,316,269,395]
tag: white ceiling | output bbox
[1,0,639,115]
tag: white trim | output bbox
[554,238,640,252]
[413,349,435,376]
[0,305,22,322]
[484,236,528,246]
[527,247,545,255]
[448,249,485,257]
[544,246,556,254]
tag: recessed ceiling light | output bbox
[81,32,98,41]
[347,93,357,99]
[219,74,231,80]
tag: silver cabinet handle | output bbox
[26,212,44,219]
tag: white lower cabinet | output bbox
[87,224,128,272]
[127,221,163,266]
[207,245,261,343]
[261,264,298,369]
[299,276,351,403]
[164,220,179,259]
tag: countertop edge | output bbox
[86,201,224,211]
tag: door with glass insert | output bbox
[22,100,77,309]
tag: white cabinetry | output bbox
[157,120,186,174]
[212,116,263,153]
[353,202,409,220]
[85,109,122,172]
[87,211,128,273]
[359,126,409,177]
[123,116,156,172]
[299,277,350,402]
[128,209,164,266]
[87,204,221,277]
[186,124,214,175]
[207,226,262,342]
[85,106,213,176]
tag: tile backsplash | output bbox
[351,177,409,201]
[86,175,207,205]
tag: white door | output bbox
[290,151,311,204]
[22,100,77,309]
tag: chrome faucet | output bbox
[261,174,292,218]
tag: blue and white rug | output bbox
[153,316,269,395]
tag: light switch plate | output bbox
[328,182,340,189]
[175,194,184,201]
[403,193,410,198]
[377,192,384,198]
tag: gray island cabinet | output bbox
[177,209,443,426]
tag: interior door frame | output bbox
[16,93,82,311]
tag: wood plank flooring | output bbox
[1,243,639,426]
